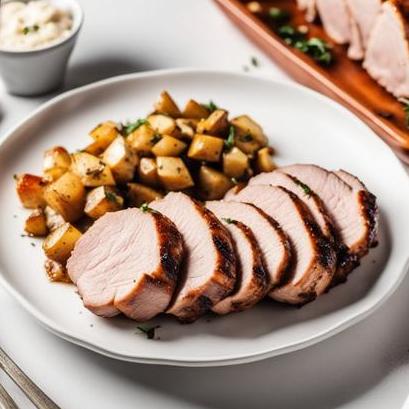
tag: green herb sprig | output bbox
[137,325,160,340]
[123,118,148,135]
[202,101,218,113]
[224,126,235,151]
[23,25,39,35]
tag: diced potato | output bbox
[44,259,71,283]
[231,115,267,149]
[154,91,181,118]
[43,222,82,263]
[196,109,229,135]
[156,157,194,190]
[82,141,105,156]
[147,114,176,135]
[151,135,187,157]
[199,166,233,200]
[128,183,163,207]
[43,146,71,181]
[44,206,65,231]
[138,158,159,186]
[223,147,249,178]
[71,152,115,187]
[89,121,119,152]
[176,119,196,139]
[187,134,224,162]
[16,174,47,209]
[84,186,124,219]
[44,172,86,222]
[182,99,209,119]
[256,147,277,173]
[126,124,156,155]
[102,136,138,183]
[24,208,48,237]
[234,132,261,155]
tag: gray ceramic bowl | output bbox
[0,0,83,96]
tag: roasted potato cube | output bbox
[187,134,224,162]
[44,259,70,283]
[223,147,249,178]
[71,152,115,187]
[138,158,159,186]
[44,206,65,232]
[128,183,163,207]
[151,135,187,157]
[256,147,277,173]
[147,114,176,135]
[199,166,233,200]
[156,157,194,190]
[154,91,181,118]
[126,124,156,155]
[234,133,261,155]
[89,121,119,152]
[176,119,196,139]
[82,141,105,156]
[84,186,124,219]
[44,172,86,222]
[182,99,209,119]
[43,222,82,263]
[196,109,229,135]
[24,208,48,237]
[231,115,267,150]
[16,174,47,209]
[102,136,138,183]
[43,146,71,181]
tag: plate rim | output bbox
[1,67,408,367]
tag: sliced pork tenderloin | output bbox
[315,0,364,60]
[67,208,184,321]
[249,171,336,243]
[345,0,383,48]
[281,164,378,283]
[150,192,236,322]
[364,0,409,98]
[206,200,291,289]
[335,169,378,248]
[229,185,336,305]
[211,220,269,314]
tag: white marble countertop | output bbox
[1,1,409,408]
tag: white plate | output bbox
[0,69,408,367]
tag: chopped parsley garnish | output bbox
[222,217,235,224]
[123,118,148,135]
[250,56,259,67]
[23,25,39,35]
[399,98,409,128]
[201,100,218,113]
[13,174,18,181]
[295,179,312,196]
[137,325,160,340]
[268,7,290,23]
[224,126,235,151]
[105,191,118,203]
[140,203,151,213]
[150,134,162,145]
[239,133,253,142]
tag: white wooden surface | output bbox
[1,1,409,408]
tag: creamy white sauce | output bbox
[0,1,73,51]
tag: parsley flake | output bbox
[224,126,235,151]
[140,203,151,213]
[201,100,218,113]
[268,7,290,23]
[137,325,160,340]
[295,179,312,196]
[123,119,148,135]
[222,217,235,225]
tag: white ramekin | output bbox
[0,0,83,96]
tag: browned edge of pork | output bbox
[169,198,237,323]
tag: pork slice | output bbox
[206,200,291,288]
[282,164,378,283]
[249,170,336,242]
[67,208,184,321]
[150,192,236,322]
[335,169,378,248]
[229,185,336,305]
[345,0,383,48]
[211,220,269,314]
[315,0,364,59]
[364,0,409,98]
